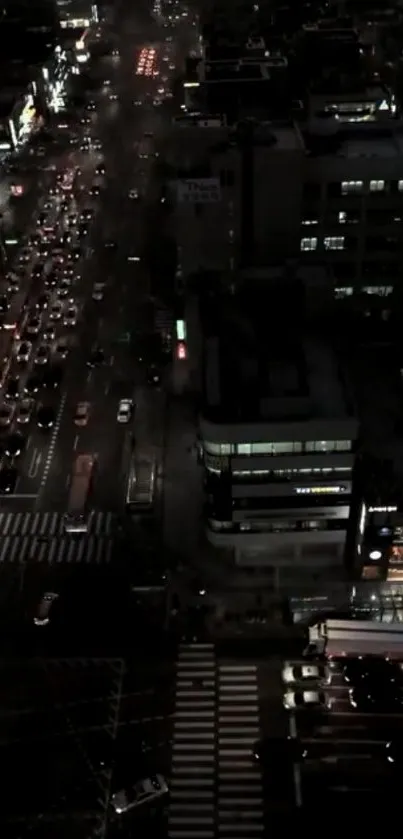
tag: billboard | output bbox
[176,177,221,203]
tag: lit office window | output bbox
[369,180,385,192]
[300,237,318,251]
[324,236,345,250]
[341,180,363,195]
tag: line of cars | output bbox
[0,162,102,493]
[281,655,403,713]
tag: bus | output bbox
[64,454,95,532]
[126,455,156,513]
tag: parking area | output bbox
[281,657,403,815]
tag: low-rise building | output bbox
[198,280,358,586]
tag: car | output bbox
[146,364,161,386]
[36,292,50,310]
[385,739,403,767]
[90,185,100,196]
[5,377,20,401]
[0,403,15,427]
[343,657,399,685]
[67,213,78,226]
[26,317,42,336]
[283,690,331,711]
[43,326,56,342]
[80,116,92,125]
[74,401,90,426]
[104,240,116,249]
[34,592,59,626]
[87,347,105,367]
[117,399,133,424]
[64,305,77,327]
[62,264,74,278]
[282,662,331,686]
[92,138,102,150]
[18,247,31,264]
[349,682,403,712]
[16,341,32,363]
[111,774,168,815]
[0,466,18,494]
[49,302,63,321]
[36,405,55,429]
[43,365,63,389]
[71,247,81,261]
[25,375,42,395]
[54,340,69,360]
[16,399,33,425]
[57,281,71,299]
[60,232,72,246]
[32,261,46,281]
[129,188,139,199]
[80,208,94,222]
[253,736,309,767]
[45,272,58,288]
[78,223,89,239]
[35,345,50,366]
[109,92,118,100]
[92,282,105,301]
[95,164,105,175]
[4,433,25,458]
[0,294,10,313]
[86,101,96,111]
[5,274,19,294]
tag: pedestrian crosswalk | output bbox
[0,511,114,537]
[0,512,114,564]
[169,643,264,839]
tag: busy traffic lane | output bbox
[36,35,176,509]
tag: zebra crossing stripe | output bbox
[0,511,114,537]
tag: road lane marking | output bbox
[39,392,67,491]
[28,449,41,479]
[73,434,79,450]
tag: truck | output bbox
[305,618,403,660]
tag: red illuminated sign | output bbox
[177,342,187,360]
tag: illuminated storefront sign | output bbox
[61,17,90,28]
[295,485,347,495]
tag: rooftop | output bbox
[201,282,353,426]
[302,124,403,158]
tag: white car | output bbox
[111,774,168,815]
[63,305,77,327]
[92,282,105,301]
[15,340,32,363]
[282,662,331,686]
[283,690,331,711]
[34,592,59,626]
[129,188,139,199]
[117,399,133,423]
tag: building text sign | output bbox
[177,177,221,204]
